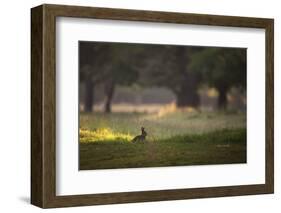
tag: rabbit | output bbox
[132,127,147,143]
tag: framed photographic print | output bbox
[31,4,274,208]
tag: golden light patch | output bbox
[207,88,219,97]
[80,128,133,143]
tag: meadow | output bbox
[79,109,246,170]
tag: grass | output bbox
[80,128,133,143]
[79,111,246,170]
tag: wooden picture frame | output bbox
[31,4,274,208]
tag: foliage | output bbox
[136,46,204,107]
[79,42,247,110]
[190,48,246,89]
[188,47,246,108]
[80,42,139,85]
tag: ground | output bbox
[79,110,246,170]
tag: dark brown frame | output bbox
[31,4,274,208]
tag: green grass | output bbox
[79,111,246,170]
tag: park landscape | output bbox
[79,41,247,170]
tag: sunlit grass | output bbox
[80,110,246,141]
[80,128,133,143]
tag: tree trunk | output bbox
[84,79,94,112]
[217,86,228,110]
[176,82,200,108]
[174,47,200,108]
[104,81,115,113]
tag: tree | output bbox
[103,61,138,113]
[137,45,203,108]
[172,46,201,107]
[79,42,111,112]
[189,47,246,109]
[79,42,139,113]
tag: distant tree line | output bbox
[79,41,246,113]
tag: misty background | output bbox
[79,41,246,114]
